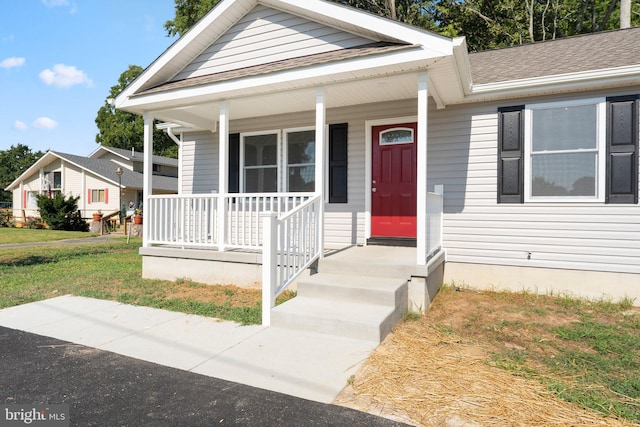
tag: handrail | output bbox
[262,194,322,325]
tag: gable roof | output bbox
[470,27,640,85]
[5,151,177,193]
[115,0,460,122]
[89,146,178,167]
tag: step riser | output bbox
[271,303,406,343]
[297,280,406,307]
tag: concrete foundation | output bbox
[444,262,640,305]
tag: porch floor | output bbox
[0,295,377,404]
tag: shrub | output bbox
[25,216,46,229]
[36,193,89,231]
[0,210,13,228]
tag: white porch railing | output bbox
[147,193,314,248]
[426,190,444,261]
[261,195,322,325]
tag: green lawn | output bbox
[0,228,97,244]
[0,238,282,325]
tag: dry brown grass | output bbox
[335,287,638,427]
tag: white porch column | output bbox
[315,88,326,257]
[416,73,429,266]
[142,113,153,248]
[218,102,229,252]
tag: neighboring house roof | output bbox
[5,150,177,193]
[89,145,178,168]
[469,27,640,85]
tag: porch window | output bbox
[53,171,62,189]
[242,132,279,193]
[285,129,315,192]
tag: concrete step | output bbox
[317,256,416,279]
[270,296,403,343]
[297,273,407,307]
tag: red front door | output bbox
[371,123,417,238]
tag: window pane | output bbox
[288,166,315,192]
[53,172,62,189]
[244,134,277,166]
[245,167,277,193]
[380,128,413,144]
[532,104,597,151]
[532,152,596,197]
[287,131,315,164]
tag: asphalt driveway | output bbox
[0,327,409,426]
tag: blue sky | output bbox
[1,0,178,156]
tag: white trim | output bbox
[142,113,154,248]
[417,72,429,265]
[364,115,417,241]
[523,97,607,203]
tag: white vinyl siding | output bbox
[172,5,374,81]
[430,93,640,275]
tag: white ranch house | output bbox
[115,0,640,333]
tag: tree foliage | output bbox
[0,144,44,204]
[36,192,88,231]
[95,65,178,158]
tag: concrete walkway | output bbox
[0,295,378,404]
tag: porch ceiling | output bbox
[151,72,423,130]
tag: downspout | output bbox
[166,127,181,146]
[165,127,183,195]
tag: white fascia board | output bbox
[88,145,130,161]
[469,64,640,99]
[452,37,472,95]
[120,48,438,111]
[267,0,453,55]
[115,0,254,108]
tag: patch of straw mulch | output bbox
[335,320,635,427]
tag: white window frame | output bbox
[284,126,316,193]
[524,97,607,203]
[240,130,281,193]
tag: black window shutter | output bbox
[228,133,240,193]
[606,95,638,204]
[497,106,525,204]
[328,123,348,203]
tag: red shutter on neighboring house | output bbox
[105,188,109,204]
[88,189,91,204]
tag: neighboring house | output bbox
[5,148,178,220]
[114,0,640,313]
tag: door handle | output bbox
[372,188,377,192]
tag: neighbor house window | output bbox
[526,99,605,201]
[26,191,38,208]
[242,132,279,193]
[285,128,315,192]
[53,171,62,189]
[498,95,638,204]
[91,189,106,203]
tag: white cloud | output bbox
[33,117,58,129]
[39,64,93,88]
[0,57,25,69]
[2,34,14,42]
[42,0,69,7]
[14,120,27,130]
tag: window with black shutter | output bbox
[497,106,524,204]
[328,123,348,203]
[606,95,639,204]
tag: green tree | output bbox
[164,0,223,37]
[36,192,88,231]
[0,144,44,204]
[95,65,178,158]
